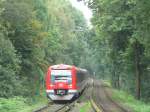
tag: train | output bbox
[45,64,89,101]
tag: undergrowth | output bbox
[79,101,91,112]
[112,90,150,112]
[0,95,48,112]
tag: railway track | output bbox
[33,80,90,112]
[33,100,77,112]
[91,80,130,112]
[34,79,130,112]
[33,102,53,112]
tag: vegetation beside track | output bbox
[0,96,48,112]
[79,101,92,112]
[112,89,150,112]
[102,80,150,112]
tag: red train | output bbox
[45,64,89,101]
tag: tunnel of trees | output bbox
[0,0,150,103]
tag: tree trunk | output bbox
[134,40,141,100]
[112,61,118,88]
[116,73,120,89]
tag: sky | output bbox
[69,0,92,27]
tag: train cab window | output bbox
[51,75,55,84]
[51,70,72,84]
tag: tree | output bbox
[0,34,21,97]
[84,0,150,101]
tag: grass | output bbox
[0,96,48,112]
[112,90,150,112]
[79,101,91,112]
[102,80,150,112]
[102,80,112,87]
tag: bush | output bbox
[0,34,21,97]
[0,96,48,112]
[112,90,150,112]
[0,97,28,112]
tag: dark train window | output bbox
[76,71,85,83]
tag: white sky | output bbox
[69,0,92,27]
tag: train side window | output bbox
[77,71,84,83]
[76,71,80,83]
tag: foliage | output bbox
[112,89,150,112]
[0,34,21,97]
[0,0,89,98]
[0,96,48,112]
[0,97,28,112]
[79,101,91,112]
[83,0,150,101]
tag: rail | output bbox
[33,102,53,112]
[90,80,130,112]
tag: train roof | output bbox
[50,64,75,70]
[49,64,88,73]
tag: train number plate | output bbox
[55,90,66,95]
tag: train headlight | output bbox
[50,84,54,87]
[68,84,72,88]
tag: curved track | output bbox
[91,80,130,112]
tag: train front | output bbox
[46,64,77,101]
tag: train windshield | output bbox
[51,70,72,84]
